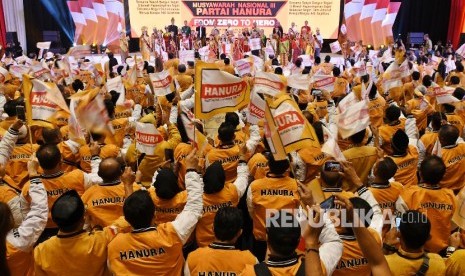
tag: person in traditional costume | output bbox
[139,26,152,61]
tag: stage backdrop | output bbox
[128,0,341,39]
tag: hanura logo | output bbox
[153,75,172,88]
[250,103,264,118]
[314,77,335,88]
[202,81,245,99]
[31,91,57,108]
[275,110,304,131]
[136,131,163,145]
[254,77,284,91]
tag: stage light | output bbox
[367,44,373,50]
[90,44,98,54]
[380,44,385,49]
[73,43,76,47]
[39,0,74,44]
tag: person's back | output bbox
[438,125,465,192]
[186,207,257,275]
[389,130,419,187]
[6,143,39,190]
[446,250,465,275]
[342,129,378,185]
[247,152,269,181]
[379,106,405,155]
[396,156,456,253]
[34,230,111,276]
[385,211,446,275]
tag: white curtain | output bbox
[2,0,27,52]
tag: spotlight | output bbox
[380,44,385,49]
[90,43,98,54]
[367,44,373,50]
[73,42,77,47]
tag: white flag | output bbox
[337,99,370,139]
[106,76,125,105]
[135,122,164,154]
[330,41,342,53]
[149,71,173,96]
[247,91,266,124]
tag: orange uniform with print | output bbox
[82,183,140,227]
[399,185,456,253]
[196,183,240,247]
[107,224,184,276]
[6,143,40,190]
[440,143,465,192]
[206,145,240,183]
[249,176,300,241]
[21,170,86,228]
[390,145,419,187]
[149,188,187,225]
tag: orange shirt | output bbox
[108,224,184,275]
[390,145,419,187]
[187,244,256,275]
[6,143,40,190]
[206,144,240,183]
[79,145,92,173]
[333,77,349,98]
[368,96,386,128]
[369,182,403,236]
[196,183,240,247]
[343,145,378,187]
[149,188,187,225]
[249,176,300,241]
[105,118,129,147]
[420,131,438,155]
[99,144,120,159]
[7,241,34,276]
[446,113,464,137]
[379,120,406,156]
[174,142,193,190]
[440,143,465,192]
[241,257,307,276]
[298,147,328,183]
[21,170,86,228]
[82,182,140,227]
[247,152,269,181]
[399,184,456,253]
[333,229,382,276]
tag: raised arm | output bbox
[0,120,22,165]
[171,149,204,244]
[6,157,48,252]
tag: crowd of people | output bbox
[132,19,324,66]
[1,20,465,276]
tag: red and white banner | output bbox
[287,74,311,90]
[266,95,320,152]
[67,45,91,57]
[247,90,266,124]
[180,112,208,152]
[434,87,460,105]
[337,99,370,139]
[149,71,173,96]
[194,61,250,119]
[135,122,163,154]
[249,38,261,51]
[254,71,286,96]
[337,92,358,114]
[371,0,389,48]
[321,126,346,161]
[360,0,377,46]
[352,61,367,77]
[235,58,252,76]
[179,50,195,64]
[9,65,30,80]
[311,75,336,91]
[381,1,401,44]
[384,59,410,79]
[344,0,364,42]
[330,41,342,53]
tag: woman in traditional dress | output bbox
[139,26,152,61]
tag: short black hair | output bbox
[324,55,331,63]
[104,98,115,118]
[450,76,460,85]
[224,58,230,65]
[36,144,61,170]
[267,154,289,175]
[218,122,235,143]
[375,157,398,181]
[271,58,279,66]
[274,67,283,75]
[123,190,155,229]
[453,87,465,100]
[203,161,226,194]
[411,71,420,81]
[420,155,446,185]
[439,124,459,147]
[456,62,464,72]
[332,67,341,77]
[224,112,240,128]
[213,207,243,241]
[431,112,446,130]
[295,58,302,68]
[153,168,180,199]
[3,100,18,117]
[422,75,432,88]
[51,190,85,232]
[349,197,373,228]
[314,56,321,64]
[178,64,186,73]
[312,121,324,144]
[220,53,226,60]
[399,210,431,249]
[266,211,301,256]
[349,129,366,144]
[385,105,401,122]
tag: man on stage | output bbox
[197,21,207,47]
[181,20,191,37]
